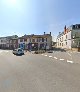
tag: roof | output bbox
[18,34,51,39]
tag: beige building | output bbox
[18,32,52,50]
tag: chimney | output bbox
[44,32,45,35]
[50,32,51,36]
[64,25,66,34]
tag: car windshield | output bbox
[18,49,22,52]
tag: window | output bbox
[42,38,44,42]
[46,43,47,46]
[44,38,46,42]
[10,40,12,43]
[66,35,67,39]
[46,38,47,42]
[72,25,75,29]
[60,38,61,41]
[1,40,3,42]
[78,25,80,28]
[24,39,27,42]
[73,41,74,43]
[75,34,76,38]
[62,37,63,41]
[58,43,59,46]
[60,43,61,46]
[37,38,38,42]
[29,39,31,42]
[32,39,35,42]
[39,38,42,42]
[20,39,23,42]
[77,25,78,28]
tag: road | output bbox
[0,50,80,92]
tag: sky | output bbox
[0,0,80,40]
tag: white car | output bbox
[13,48,24,55]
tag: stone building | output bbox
[57,24,80,51]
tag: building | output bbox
[57,24,80,51]
[0,35,18,49]
[9,38,18,50]
[18,32,52,50]
[0,37,7,49]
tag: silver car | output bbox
[13,48,24,55]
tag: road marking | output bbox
[41,54,44,55]
[54,57,57,59]
[49,56,52,58]
[44,55,47,56]
[5,51,9,52]
[67,60,73,63]
[60,59,64,61]
[67,53,71,57]
[0,51,3,53]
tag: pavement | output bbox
[0,50,80,92]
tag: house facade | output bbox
[9,38,18,50]
[57,24,80,50]
[18,32,52,50]
[0,37,7,49]
[0,35,18,49]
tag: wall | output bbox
[71,29,80,48]
[46,36,52,49]
[57,31,72,49]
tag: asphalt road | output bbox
[0,50,80,92]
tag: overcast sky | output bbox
[0,0,80,40]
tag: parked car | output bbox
[13,48,24,55]
[47,50,53,53]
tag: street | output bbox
[0,50,80,92]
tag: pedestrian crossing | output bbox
[41,54,74,64]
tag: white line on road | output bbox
[67,60,73,63]
[54,57,57,59]
[0,51,3,53]
[49,56,52,58]
[60,59,64,61]
[5,51,9,52]
[67,53,72,57]
[41,54,44,55]
[44,55,47,57]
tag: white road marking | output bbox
[44,55,47,56]
[54,57,57,59]
[0,51,3,53]
[67,60,73,63]
[49,56,52,58]
[60,59,64,61]
[41,54,44,55]
[67,53,71,57]
[5,51,9,52]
